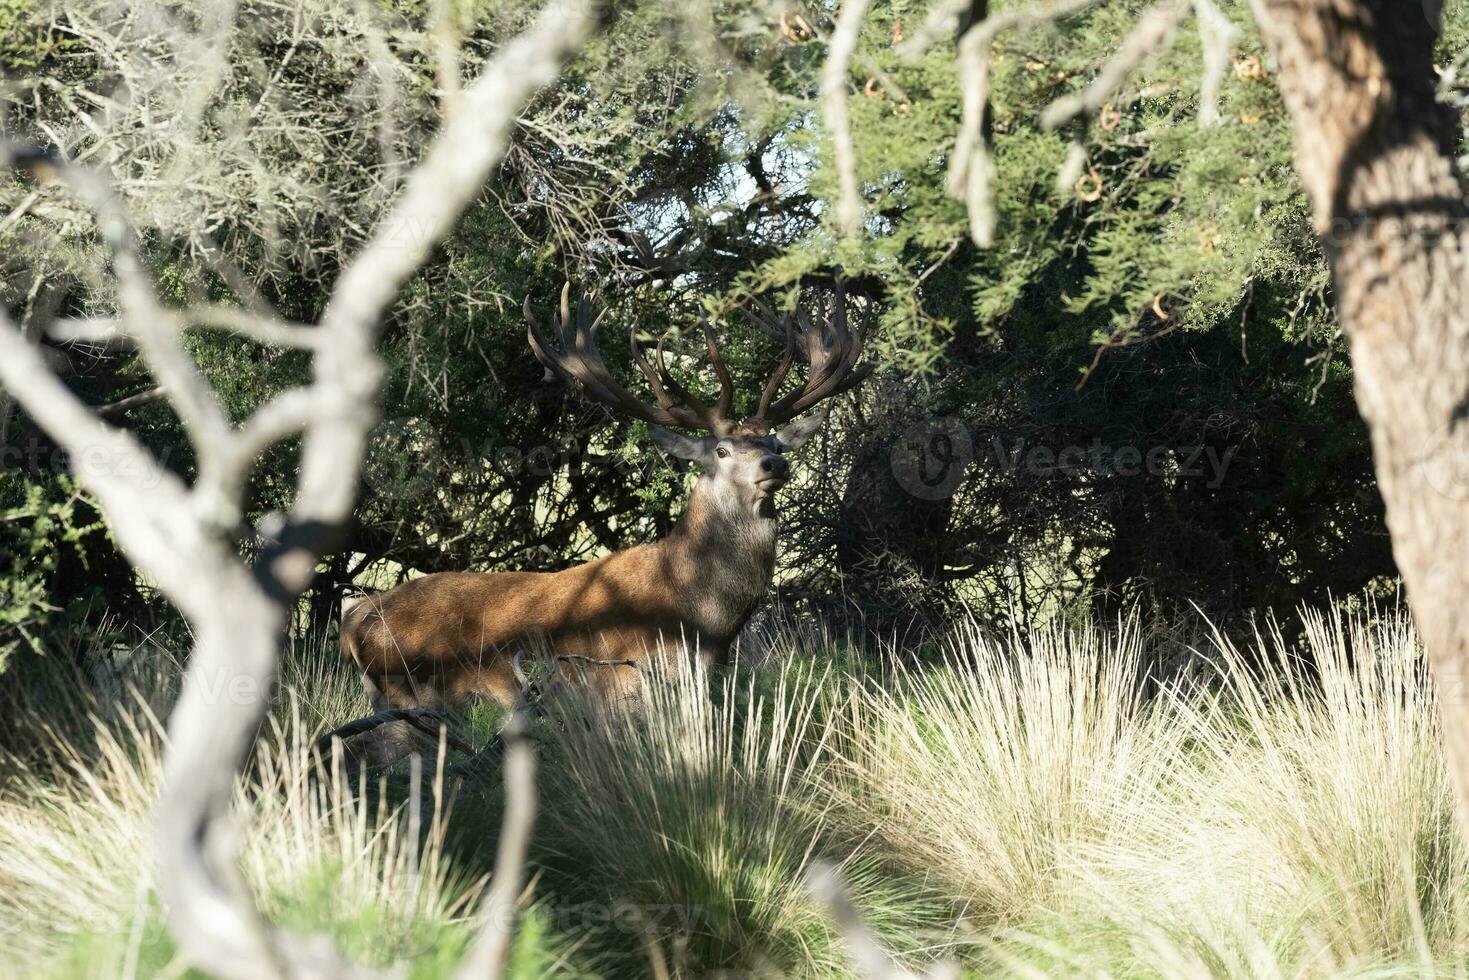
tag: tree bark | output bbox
[1250,0,1469,813]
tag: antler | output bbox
[743,279,874,427]
[525,282,736,434]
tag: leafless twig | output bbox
[96,386,168,418]
[944,0,1219,246]
[950,27,997,245]
[47,307,320,351]
[808,860,959,980]
[822,0,873,238]
[313,707,475,761]
[1039,0,1191,131]
[452,690,539,979]
[903,0,1104,63]
[0,1,598,975]
[945,0,1103,247]
[432,0,465,123]
[1192,0,1239,127]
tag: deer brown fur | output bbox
[340,283,870,712]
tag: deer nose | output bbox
[761,455,790,478]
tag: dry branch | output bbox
[944,0,1104,247]
[1192,0,1239,127]
[951,27,997,245]
[48,307,321,350]
[451,713,538,980]
[907,0,1104,63]
[0,0,599,975]
[96,386,168,418]
[312,708,476,762]
[1039,0,1191,131]
[945,0,1222,246]
[808,860,958,980]
[822,0,873,238]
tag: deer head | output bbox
[524,281,872,518]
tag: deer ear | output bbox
[650,426,714,462]
[775,408,827,452]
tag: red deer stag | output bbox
[340,282,871,714]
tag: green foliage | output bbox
[0,0,73,70]
[0,0,1450,641]
[0,472,109,666]
[752,0,1386,623]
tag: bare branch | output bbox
[24,146,236,457]
[1039,0,1192,131]
[186,305,323,349]
[97,386,168,418]
[1056,140,1089,196]
[896,0,970,61]
[147,2,601,972]
[0,2,601,977]
[944,0,1105,247]
[453,710,538,980]
[821,0,872,238]
[432,0,464,123]
[0,329,155,497]
[951,28,997,246]
[904,0,1104,62]
[808,860,959,980]
[1193,0,1239,127]
[299,0,601,536]
[49,307,320,350]
[312,707,475,761]
[0,192,379,980]
[190,387,320,523]
[944,0,1209,245]
[45,317,132,347]
[673,0,768,97]
[354,0,405,194]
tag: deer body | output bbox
[340,281,869,712]
[342,474,779,707]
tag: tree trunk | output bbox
[1251,0,1469,814]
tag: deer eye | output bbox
[716,446,730,459]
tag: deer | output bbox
[338,281,871,720]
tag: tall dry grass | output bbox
[2,606,1465,978]
[532,656,883,977]
[0,647,490,976]
[1072,609,1469,976]
[825,607,1469,976]
[824,619,1178,927]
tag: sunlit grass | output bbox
[1,606,1465,977]
[0,646,505,977]
[531,654,940,977]
[956,608,1469,976]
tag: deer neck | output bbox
[656,476,779,643]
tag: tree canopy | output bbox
[7,0,1463,659]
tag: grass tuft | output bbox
[2,606,1467,977]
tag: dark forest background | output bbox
[5,0,1443,666]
